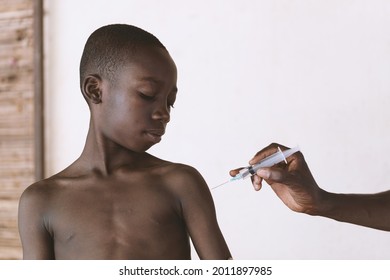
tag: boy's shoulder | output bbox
[146,154,201,179]
[20,175,62,202]
[19,175,66,218]
[159,161,203,179]
[158,161,209,193]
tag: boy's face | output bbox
[96,46,178,152]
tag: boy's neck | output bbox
[78,120,148,176]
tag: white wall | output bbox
[44,0,390,259]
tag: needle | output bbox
[210,180,230,190]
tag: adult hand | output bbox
[230,143,325,215]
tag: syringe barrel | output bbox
[240,146,300,180]
[238,168,252,179]
[251,152,286,172]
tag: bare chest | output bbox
[47,178,188,259]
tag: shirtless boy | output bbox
[18,24,231,260]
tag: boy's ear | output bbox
[82,74,103,104]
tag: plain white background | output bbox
[44,0,390,259]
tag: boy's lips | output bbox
[145,129,165,143]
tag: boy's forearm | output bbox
[316,190,390,231]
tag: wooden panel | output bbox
[0,0,34,260]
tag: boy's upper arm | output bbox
[172,165,231,260]
[18,184,55,259]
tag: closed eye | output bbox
[139,92,155,101]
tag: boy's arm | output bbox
[173,165,231,260]
[18,184,55,259]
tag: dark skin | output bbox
[231,143,390,231]
[19,45,231,259]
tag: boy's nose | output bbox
[152,104,170,123]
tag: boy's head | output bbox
[79,24,177,152]
[80,24,166,90]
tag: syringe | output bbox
[212,146,300,190]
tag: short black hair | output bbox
[79,24,166,87]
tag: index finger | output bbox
[249,143,290,165]
[229,167,245,177]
